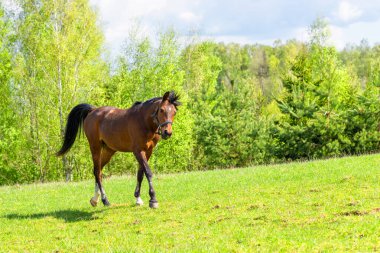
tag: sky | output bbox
[89,0,380,56]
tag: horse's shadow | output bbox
[4,209,103,223]
[4,203,130,223]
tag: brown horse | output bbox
[57,91,180,208]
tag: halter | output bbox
[152,108,173,135]
[156,121,172,135]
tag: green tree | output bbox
[0,7,28,184]
[181,42,222,167]
[272,18,375,160]
[12,0,106,182]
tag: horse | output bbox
[56,91,181,208]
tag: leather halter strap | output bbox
[152,107,173,135]
[156,121,172,135]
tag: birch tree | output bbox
[13,0,107,181]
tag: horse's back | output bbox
[84,106,121,128]
[84,106,137,152]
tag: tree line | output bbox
[0,1,379,185]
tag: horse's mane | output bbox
[167,91,181,108]
[132,101,143,107]
[132,91,181,109]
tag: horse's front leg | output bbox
[133,150,158,208]
[134,167,144,206]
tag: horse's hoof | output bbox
[102,198,111,206]
[90,198,98,207]
[149,201,159,209]
[136,197,144,206]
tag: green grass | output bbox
[1,154,380,252]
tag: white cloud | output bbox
[335,1,363,22]
[330,25,346,49]
[293,27,309,42]
[88,0,380,56]
[199,35,256,45]
[331,18,380,49]
[179,11,202,24]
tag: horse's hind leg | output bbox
[90,145,115,207]
[90,147,102,207]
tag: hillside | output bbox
[0,154,379,252]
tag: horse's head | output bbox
[153,91,181,140]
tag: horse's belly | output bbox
[98,121,133,152]
[100,131,133,152]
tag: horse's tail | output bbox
[56,103,93,156]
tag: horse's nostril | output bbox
[164,130,172,136]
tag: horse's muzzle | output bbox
[157,121,173,140]
[161,130,172,140]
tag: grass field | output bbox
[0,154,379,252]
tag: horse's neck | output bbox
[139,103,158,133]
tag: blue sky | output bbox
[89,0,380,56]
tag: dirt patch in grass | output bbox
[339,207,380,216]
[340,210,366,216]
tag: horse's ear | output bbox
[162,91,170,101]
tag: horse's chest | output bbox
[144,137,159,151]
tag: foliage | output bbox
[0,5,379,185]
[4,0,107,183]
[0,8,29,184]
[272,19,379,160]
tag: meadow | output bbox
[0,154,379,252]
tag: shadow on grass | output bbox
[4,209,103,223]
[3,203,135,223]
